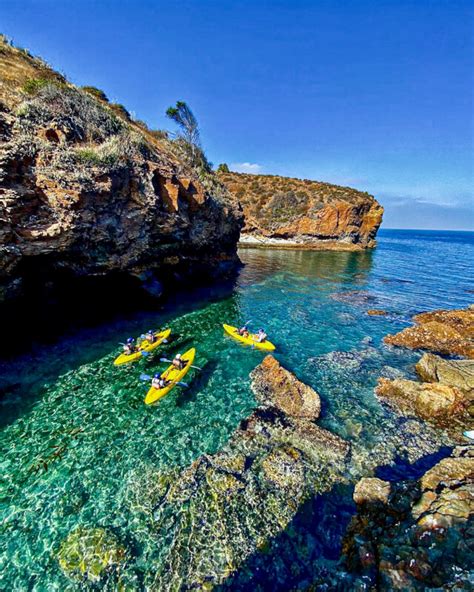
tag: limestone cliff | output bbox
[0,37,243,304]
[218,170,383,249]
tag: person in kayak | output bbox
[123,337,137,355]
[171,353,186,370]
[256,328,267,343]
[152,373,169,389]
[237,325,250,338]
[145,330,157,344]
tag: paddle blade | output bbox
[160,357,172,363]
[140,374,151,381]
[140,351,150,357]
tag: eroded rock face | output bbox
[384,306,474,359]
[127,357,349,590]
[375,377,469,428]
[218,171,383,250]
[416,352,474,397]
[343,447,474,590]
[0,38,243,303]
[250,354,321,419]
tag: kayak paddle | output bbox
[139,374,188,387]
[159,357,202,371]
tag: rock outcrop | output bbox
[123,356,349,590]
[384,306,474,359]
[343,447,474,590]
[218,171,383,250]
[376,377,470,428]
[0,37,243,304]
[416,352,474,396]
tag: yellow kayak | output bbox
[113,329,171,366]
[223,324,276,351]
[145,348,196,405]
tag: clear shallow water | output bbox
[1,229,473,589]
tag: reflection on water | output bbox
[0,230,473,589]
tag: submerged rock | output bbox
[343,449,474,590]
[57,527,127,583]
[384,306,474,358]
[367,309,388,316]
[137,356,349,590]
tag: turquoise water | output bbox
[1,229,473,589]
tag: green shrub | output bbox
[217,163,230,173]
[81,86,109,102]
[21,77,52,95]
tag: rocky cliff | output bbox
[0,37,243,304]
[218,170,383,249]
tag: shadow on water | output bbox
[175,360,218,407]
[0,274,240,429]
[217,483,356,591]
[216,447,454,590]
[375,446,453,481]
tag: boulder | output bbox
[250,355,321,420]
[416,353,474,397]
[384,306,474,358]
[57,527,127,583]
[343,450,474,590]
[375,377,467,424]
[353,477,391,506]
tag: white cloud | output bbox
[230,162,263,174]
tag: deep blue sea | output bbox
[1,229,473,589]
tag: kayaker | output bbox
[172,353,186,370]
[123,337,137,355]
[256,328,267,343]
[152,373,168,389]
[145,330,156,344]
[238,325,250,338]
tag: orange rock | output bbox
[384,306,474,358]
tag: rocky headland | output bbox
[0,37,243,305]
[218,170,383,250]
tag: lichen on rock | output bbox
[384,306,474,359]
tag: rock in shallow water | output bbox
[384,306,474,358]
[250,354,321,420]
[343,449,474,590]
[57,527,127,583]
[131,356,349,590]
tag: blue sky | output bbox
[1,0,473,229]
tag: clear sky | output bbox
[1,0,473,230]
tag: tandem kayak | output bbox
[223,324,276,351]
[113,329,171,366]
[145,347,196,405]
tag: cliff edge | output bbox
[0,37,243,304]
[218,170,383,250]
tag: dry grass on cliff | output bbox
[218,171,376,230]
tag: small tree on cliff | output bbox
[217,163,230,173]
[166,101,200,154]
[165,101,212,177]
